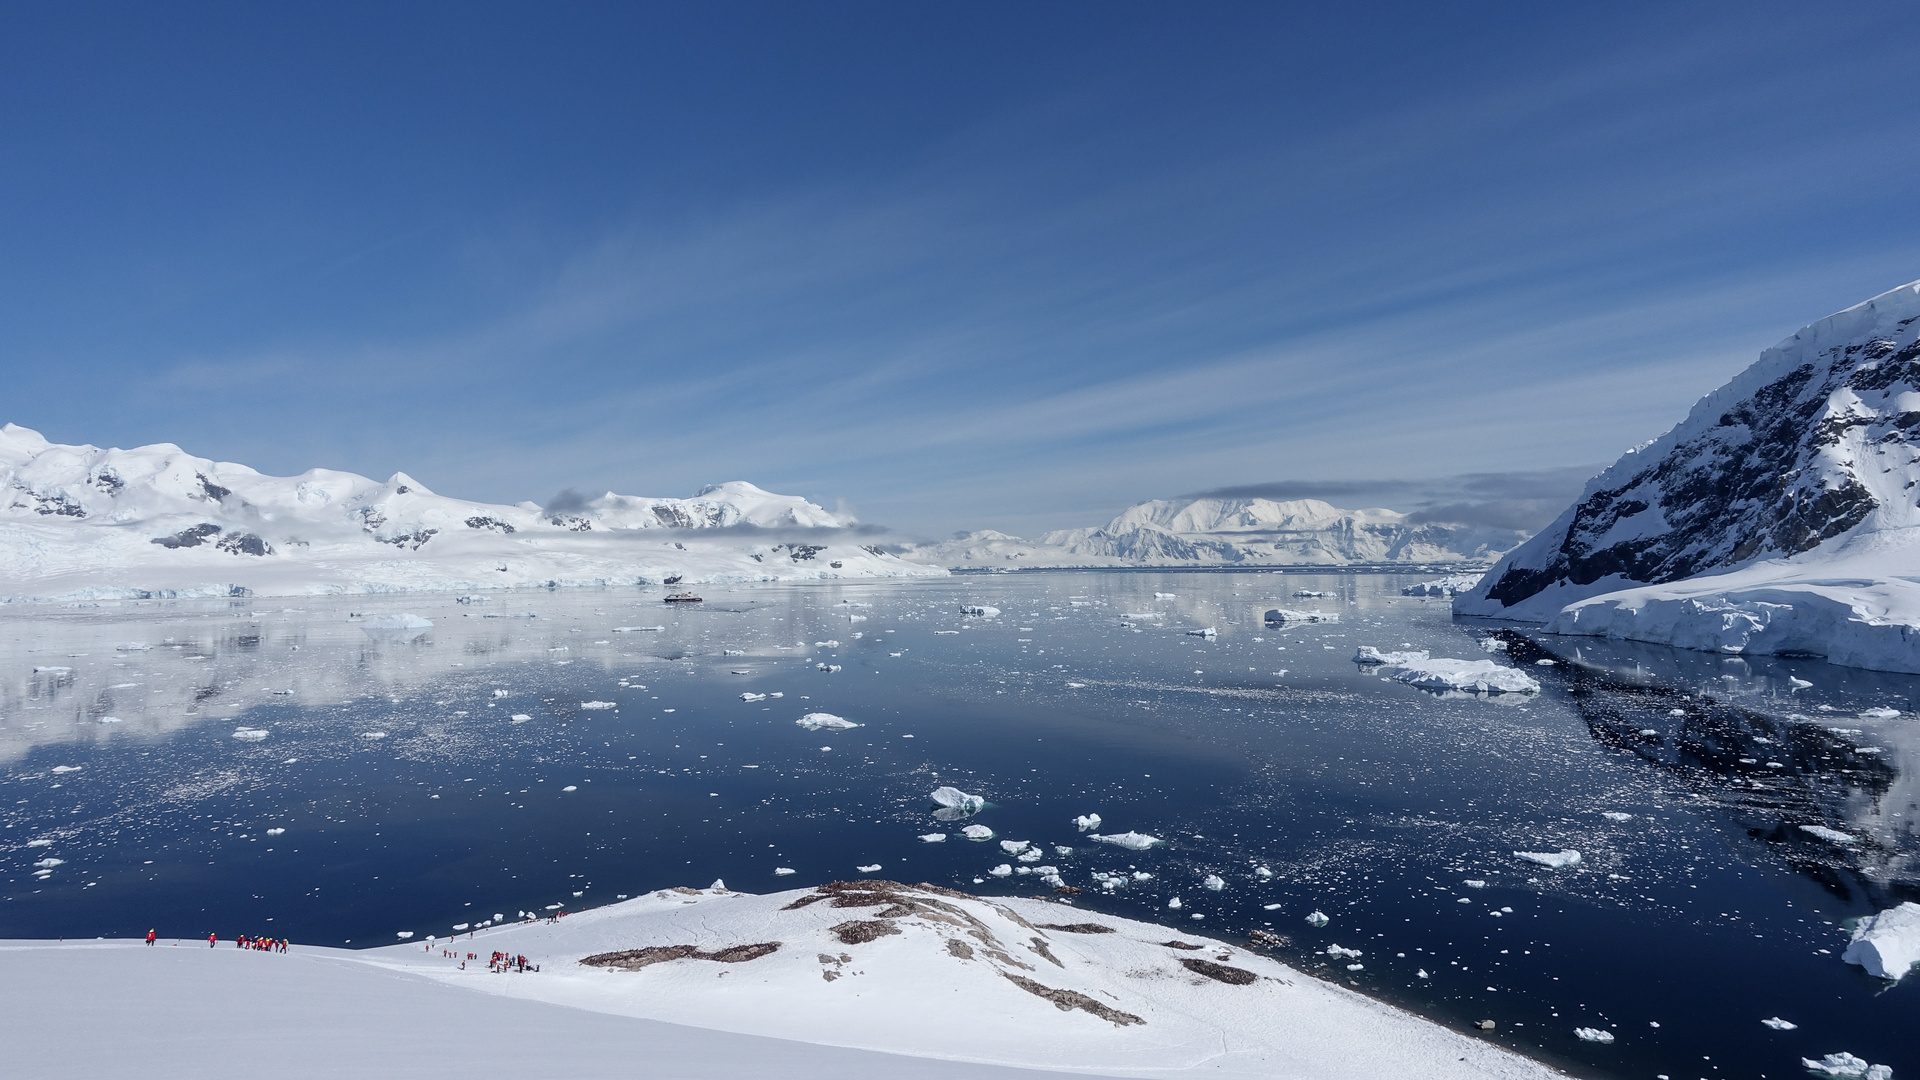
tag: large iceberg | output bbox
[1389,658,1540,694]
[1841,901,1920,980]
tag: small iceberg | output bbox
[1514,849,1581,868]
[1306,911,1329,927]
[1202,874,1225,891]
[960,605,1000,617]
[1186,627,1217,638]
[1352,646,1429,666]
[1573,1028,1613,1044]
[1859,707,1901,719]
[1801,1052,1892,1079]
[1073,813,1102,832]
[960,824,995,841]
[989,864,1013,877]
[1800,824,1859,844]
[231,728,269,741]
[611,626,666,633]
[918,833,947,843]
[930,786,985,819]
[579,701,617,710]
[855,864,881,873]
[1601,812,1635,822]
[1841,901,1920,980]
[1264,608,1338,624]
[773,867,796,876]
[1000,840,1031,854]
[796,712,860,731]
[740,692,767,702]
[1090,831,1162,851]
[1391,658,1540,694]
[1762,1017,1798,1030]
[359,614,432,642]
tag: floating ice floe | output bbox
[1789,677,1814,688]
[96,716,123,724]
[960,824,995,841]
[1120,612,1163,620]
[1762,1017,1798,1030]
[359,614,433,641]
[115,642,151,651]
[815,640,840,648]
[33,858,64,868]
[1091,832,1162,851]
[1306,911,1330,927]
[1601,812,1635,822]
[360,731,389,740]
[795,712,859,731]
[1264,609,1338,624]
[1859,707,1901,719]
[1203,875,1225,891]
[396,931,414,940]
[611,626,665,633]
[1842,901,1920,980]
[740,692,767,702]
[1391,658,1540,694]
[266,827,285,836]
[1186,627,1217,638]
[1000,840,1031,854]
[1326,944,1362,959]
[930,786,986,818]
[918,833,946,843]
[1800,824,1860,844]
[1802,1052,1892,1079]
[33,666,72,674]
[1514,849,1581,868]
[1573,1028,1613,1044]
[1293,590,1331,598]
[232,728,269,741]
[1464,880,1487,889]
[579,701,617,710]
[50,765,81,773]
[1073,814,1102,832]
[815,664,842,673]
[772,867,795,876]
[960,605,1000,617]
[1167,897,1182,909]
[1254,866,1273,879]
[1352,646,1429,666]
[855,865,881,873]
[26,839,51,847]
[562,785,578,792]
[989,864,1013,877]
[510,714,530,722]
[1065,681,1086,689]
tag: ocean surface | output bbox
[2,571,1914,1079]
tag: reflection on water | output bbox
[1,573,1916,1080]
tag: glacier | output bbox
[0,425,942,601]
[1456,278,1920,673]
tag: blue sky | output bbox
[4,2,1918,537]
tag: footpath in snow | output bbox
[0,881,1567,1080]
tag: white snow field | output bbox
[0,424,941,602]
[898,497,1523,569]
[1456,279,1920,673]
[0,881,1566,1080]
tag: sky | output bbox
[4,2,1919,539]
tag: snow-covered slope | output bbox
[1456,278,1920,672]
[901,498,1524,569]
[0,425,940,601]
[0,880,1567,1080]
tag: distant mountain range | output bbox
[0,425,938,601]
[897,496,1526,569]
[1457,277,1920,673]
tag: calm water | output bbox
[2,572,1914,1079]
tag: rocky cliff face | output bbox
[1458,278,1920,621]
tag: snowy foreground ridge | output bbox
[0,425,941,601]
[0,881,1565,1080]
[1457,277,1920,673]
[900,496,1524,568]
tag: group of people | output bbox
[198,931,288,952]
[488,950,537,973]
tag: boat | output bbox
[664,592,703,604]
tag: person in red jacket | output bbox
[208,933,217,948]
[145,929,156,946]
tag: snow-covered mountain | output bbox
[1456,278,1920,672]
[899,496,1525,568]
[0,425,940,600]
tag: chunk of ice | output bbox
[796,712,859,731]
[961,824,995,841]
[1762,1017,1798,1030]
[918,833,947,843]
[1841,901,1920,980]
[1073,813,1102,832]
[1090,831,1162,851]
[1514,849,1581,868]
[1573,1028,1613,1044]
[1800,824,1859,844]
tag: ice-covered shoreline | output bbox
[0,880,1568,1080]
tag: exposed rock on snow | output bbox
[1389,658,1540,694]
[1456,279,1920,673]
[1841,901,1920,980]
[0,425,942,601]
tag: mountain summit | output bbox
[1456,277,1920,672]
